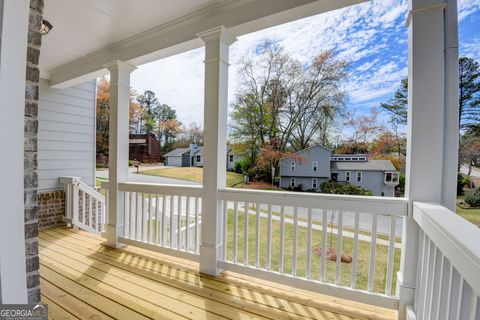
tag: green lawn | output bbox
[141,167,244,187]
[457,195,480,227]
[224,209,400,294]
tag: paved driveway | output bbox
[96,170,200,186]
[461,165,480,179]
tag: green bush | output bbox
[234,158,252,176]
[457,173,471,196]
[464,187,480,207]
[320,180,373,196]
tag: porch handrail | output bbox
[60,176,106,234]
[118,181,203,197]
[219,187,408,216]
[412,202,480,319]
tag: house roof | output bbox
[164,148,190,157]
[192,147,203,156]
[331,160,397,172]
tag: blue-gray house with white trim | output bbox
[279,145,399,196]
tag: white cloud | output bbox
[130,0,411,126]
[458,0,480,21]
[461,36,480,61]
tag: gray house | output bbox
[227,151,244,170]
[279,145,399,196]
[164,144,203,167]
[165,144,244,169]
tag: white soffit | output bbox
[40,0,222,77]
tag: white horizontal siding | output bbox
[38,78,96,191]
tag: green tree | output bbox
[380,78,407,126]
[381,57,480,131]
[459,57,480,130]
[231,43,348,170]
[136,90,160,134]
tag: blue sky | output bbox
[130,0,480,137]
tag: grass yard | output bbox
[224,209,401,295]
[141,167,245,187]
[457,195,480,227]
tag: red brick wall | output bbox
[38,190,65,229]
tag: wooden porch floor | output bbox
[39,227,396,320]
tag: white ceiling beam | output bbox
[49,0,366,88]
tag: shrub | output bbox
[294,184,304,192]
[464,187,480,207]
[234,158,252,175]
[320,180,373,196]
[457,173,471,196]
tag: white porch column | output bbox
[104,60,136,248]
[399,1,458,319]
[0,0,29,303]
[198,26,236,275]
[442,0,459,212]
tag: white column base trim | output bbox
[397,272,416,320]
[405,305,416,320]
[199,243,223,275]
[105,223,125,248]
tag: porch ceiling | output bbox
[39,0,367,88]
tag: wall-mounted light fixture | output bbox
[40,20,53,36]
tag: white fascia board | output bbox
[49,0,366,88]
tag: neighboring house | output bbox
[279,145,399,196]
[226,150,245,170]
[331,157,399,197]
[279,145,332,191]
[164,144,203,167]
[129,133,161,163]
[165,144,245,169]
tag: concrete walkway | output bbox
[96,169,200,186]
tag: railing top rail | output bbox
[118,181,203,197]
[219,188,408,216]
[60,176,105,202]
[413,201,480,295]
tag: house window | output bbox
[331,173,338,181]
[291,178,296,187]
[385,172,399,183]
[196,155,201,162]
[357,172,362,182]
[312,161,318,172]
[345,171,351,182]
[229,154,234,162]
[312,178,318,189]
[290,161,295,171]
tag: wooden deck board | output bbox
[39,227,396,320]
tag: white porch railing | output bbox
[116,182,203,261]
[94,181,408,309]
[411,202,480,320]
[60,177,106,235]
[218,188,408,308]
